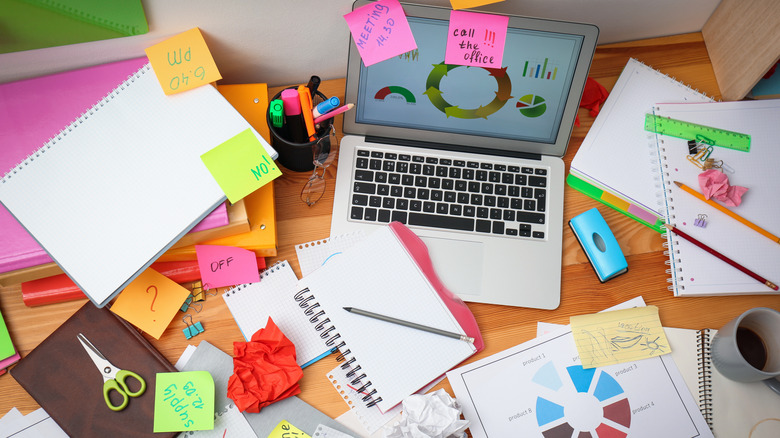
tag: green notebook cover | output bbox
[0,0,149,54]
[567,173,665,233]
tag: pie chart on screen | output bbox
[516,94,547,117]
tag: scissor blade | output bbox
[77,333,111,376]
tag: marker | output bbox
[312,96,340,119]
[306,75,321,98]
[297,85,317,141]
[281,88,306,143]
[313,103,354,125]
[269,99,284,128]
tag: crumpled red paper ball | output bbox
[575,76,609,127]
[698,169,748,207]
[227,317,303,413]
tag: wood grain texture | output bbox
[1,33,778,425]
[702,0,780,100]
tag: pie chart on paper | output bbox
[516,94,547,118]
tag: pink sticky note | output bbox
[445,10,508,68]
[196,245,261,288]
[344,0,417,67]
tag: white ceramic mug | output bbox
[711,307,780,395]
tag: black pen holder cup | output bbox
[267,87,333,172]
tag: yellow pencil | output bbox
[673,181,780,244]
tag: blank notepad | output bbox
[0,64,276,307]
[222,261,330,367]
[296,225,476,413]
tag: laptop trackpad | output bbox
[419,236,483,296]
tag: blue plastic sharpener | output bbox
[569,208,628,282]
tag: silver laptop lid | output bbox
[343,1,598,158]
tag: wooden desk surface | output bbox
[1,32,778,422]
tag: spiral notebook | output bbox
[655,100,780,296]
[0,63,276,308]
[568,58,713,232]
[666,327,780,437]
[297,223,481,413]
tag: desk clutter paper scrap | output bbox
[570,305,671,368]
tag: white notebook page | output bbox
[657,100,780,295]
[296,226,476,413]
[222,261,329,367]
[570,58,711,214]
[0,64,275,307]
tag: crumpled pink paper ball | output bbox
[698,169,748,207]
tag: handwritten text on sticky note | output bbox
[445,10,508,68]
[201,129,282,203]
[145,27,221,95]
[344,0,417,67]
[268,420,311,438]
[196,245,260,289]
[570,305,671,369]
[154,371,215,432]
[110,269,191,339]
[450,0,505,9]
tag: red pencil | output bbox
[664,224,778,291]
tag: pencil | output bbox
[674,181,780,244]
[664,224,778,290]
[343,307,475,343]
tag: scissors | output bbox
[77,333,147,411]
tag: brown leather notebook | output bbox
[11,303,177,437]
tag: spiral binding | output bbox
[222,260,287,297]
[0,64,151,185]
[294,287,383,408]
[696,329,714,428]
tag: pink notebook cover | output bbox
[0,58,228,274]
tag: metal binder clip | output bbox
[694,214,707,228]
[182,314,205,340]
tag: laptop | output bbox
[331,1,598,309]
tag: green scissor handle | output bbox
[103,369,146,411]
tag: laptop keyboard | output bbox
[348,148,549,239]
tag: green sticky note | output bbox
[0,308,15,359]
[201,128,282,203]
[268,420,311,438]
[153,371,215,432]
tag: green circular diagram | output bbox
[516,94,547,118]
[424,62,512,119]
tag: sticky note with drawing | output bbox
[570,305,671,368]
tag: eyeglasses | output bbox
[300,124,338,206]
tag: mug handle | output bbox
[764,377,780,396]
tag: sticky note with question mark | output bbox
[111,268,191,339]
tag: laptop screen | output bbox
[344,2,599,158]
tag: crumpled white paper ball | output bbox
[384,389,469,438]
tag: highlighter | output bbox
[312,96,340,118]
[297,85,317,141]
[281,88,306,143]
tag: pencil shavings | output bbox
[227,317,303,413]
[698,169,748,207]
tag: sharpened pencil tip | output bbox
[673,181,682,187]
[343,307,352,312]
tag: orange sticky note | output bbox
[450,0,505,9]
[110,268,191,339]
[145,27,222,95]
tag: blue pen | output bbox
[312,96,340,118]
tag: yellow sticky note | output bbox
[201,128,282,203]
[145,27,222,95]
[111,268,191,339]
[154,371,215,432]
[570,305,671,369]
[450,0,505,9]
[268,420,310,438]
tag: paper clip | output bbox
[694,214,707,228]
[182,314,205,340]
[180,294,203,313]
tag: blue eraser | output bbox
[569,208,628,282]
